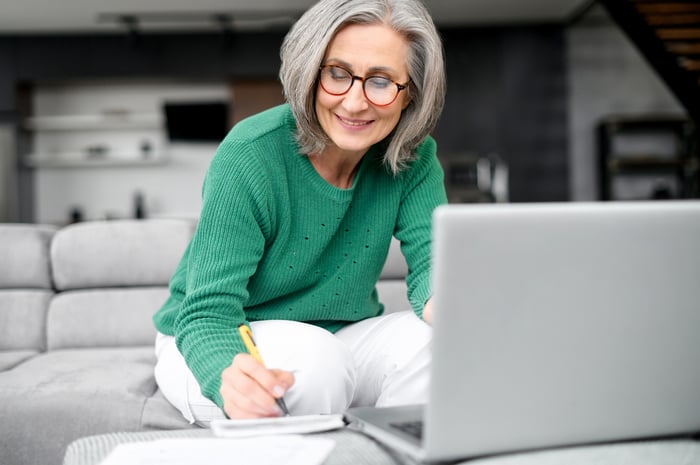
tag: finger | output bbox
[228,354,286,414]
[236,354,292,399]
[220,367,278,418]
[269,369,295,396]
[223,391,281,419]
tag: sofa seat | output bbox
[0,347,190,465]
[0,289,52,369]
[0,347,157,400]
[0,218,413,465]
[0,220,198,465]
[0,350,40,371]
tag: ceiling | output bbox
[0,0,590,34]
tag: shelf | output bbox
[24,153,167,169]
[607,157,687,174]
[597,115,699,200]
[600,115,691,133]
[23,113,163,131]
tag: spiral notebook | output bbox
[211,413,346,438]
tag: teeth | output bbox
[339,116,370,126]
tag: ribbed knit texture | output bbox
[152,104,447,408]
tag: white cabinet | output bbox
[24,113,162,131]
[25,80,227,224]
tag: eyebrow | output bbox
[324,58,400,76]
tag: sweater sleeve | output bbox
[174,138,272,408]
[394,137,447,318]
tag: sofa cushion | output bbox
[0,350,39,371]
[376,281,411,314]
[0,347,156,402]
[0,290,52,351]
[51,219,194,291]
[376,238,410,313]
[0,224,55,371]
[47,287,170,350]
[0,223,56,289]
[0,347,190,465]
[379,237,408,279]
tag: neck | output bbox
[309,148,365,189]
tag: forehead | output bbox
[324,23,409,74]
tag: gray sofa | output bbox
[0,218,411,465]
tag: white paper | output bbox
[211,413,346,438]
[98,435,335,465]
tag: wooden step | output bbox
[645,13,700,26]
[656,28,700,40]
[666,42,700,55]
[679,58,700,71]
[635,3,700,15]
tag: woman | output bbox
[153,0,447,424]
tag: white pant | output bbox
[154,311,432,426]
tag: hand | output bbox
[422,297,433,325]
[219,353,295,419]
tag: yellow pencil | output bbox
[238,323,290,416]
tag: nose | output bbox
[341,79,369,112]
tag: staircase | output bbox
[598,0,700,124]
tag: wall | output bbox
[0,125,16,221]
[31,81,227,224]
[4,16,685,216]
[0,25,571,223]
[0,31,284,223]
[566,6,686,201]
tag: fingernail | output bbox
[273,385,285,397]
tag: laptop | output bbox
[345,201,700,463]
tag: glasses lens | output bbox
[319,66,400,106]
[320,66,352,95]
[364,76,397,106]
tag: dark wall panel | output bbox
[0,41,17,117]
[435,26,568,202]
[10,32,284,81]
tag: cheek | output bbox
[381,108,403,133]
[315,86,335,112]
[315,91,338,128]
[315,94,329,128]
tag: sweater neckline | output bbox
[299,146,377,202]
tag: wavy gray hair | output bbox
[279,0,446,174]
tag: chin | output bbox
[330,138,375,155]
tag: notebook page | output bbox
[98,435,335,465]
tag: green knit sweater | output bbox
[152,104,447,408]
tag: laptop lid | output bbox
[425,201,700,461]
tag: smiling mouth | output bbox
[336,114,373,127]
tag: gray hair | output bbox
[279,0,446,174]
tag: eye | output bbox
[328,66,351,81]
[365,76,392,90]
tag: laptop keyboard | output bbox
[390,420,424,440]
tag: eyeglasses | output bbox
[318,65,409,107]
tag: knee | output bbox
[380,311,433,365]
[293,329,357,414]
[254,321,356,415]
